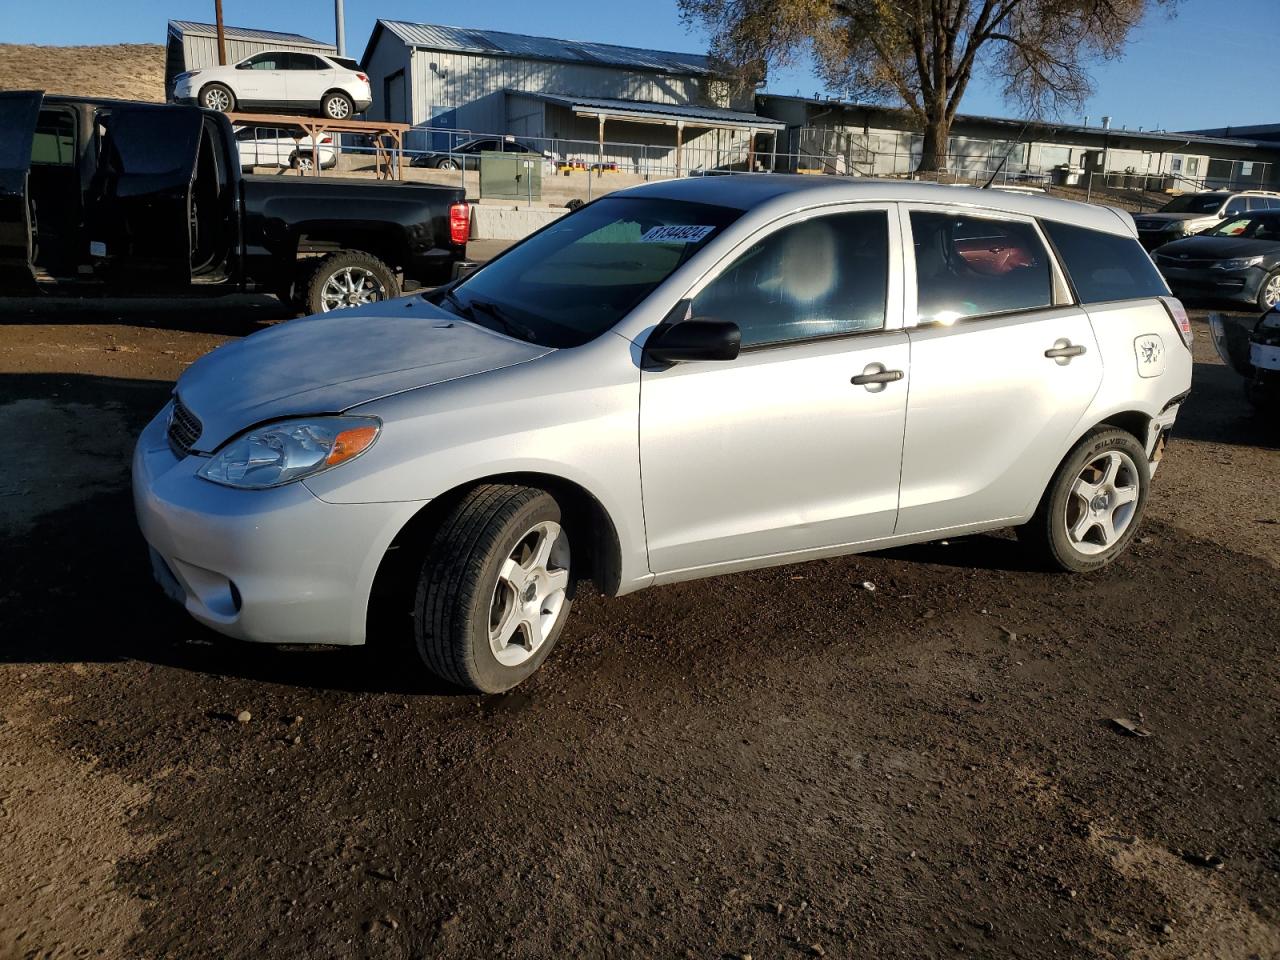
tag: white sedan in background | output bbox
[235,125,338,171]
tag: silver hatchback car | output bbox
[134,177,1193,692]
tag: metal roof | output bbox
[375,20,715,76]
[522,93,784,130]
[167,20,334,49]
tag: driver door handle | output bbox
[1045,341,1087,359]
[851,369,904,386]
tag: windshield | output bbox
[1203,214,1280,240]
[1159,194,1227,214]
[436,196,741,347]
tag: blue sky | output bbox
[2,0,1276,131]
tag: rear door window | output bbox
[1040,220,1168,304]
[910,211,1052,324]
[31,109,76,166]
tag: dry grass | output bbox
[0,44,164,102]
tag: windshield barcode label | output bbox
[640,225,715,244]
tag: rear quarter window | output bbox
[1041,220,1169,304]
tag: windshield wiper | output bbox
[447,293,538,344]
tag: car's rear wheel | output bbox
[436,158,460,170]
[1256,269,1280,312]
[302,251,398,315]
[288,151,314,173]
[414,486,574,693]
[200,83,235,113]
[321,92,354,120]
[1017,427,1150,573]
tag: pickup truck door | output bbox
[88,103,204,287]
[0,91,43,289]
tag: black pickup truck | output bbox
[0,92,470,314]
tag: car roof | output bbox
[617,174,1136,237]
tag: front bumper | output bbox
[1159,264,1268,305]
[132,406,426,646]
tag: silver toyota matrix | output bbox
[134,178,1193,692]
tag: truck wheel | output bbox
[321,92,354,120]
[303,252,398,314]
[1017,427,1150,573]
[200,83,235,113]
[414,485,574,693]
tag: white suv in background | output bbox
[235,125,338,171]
[172,51,372,120]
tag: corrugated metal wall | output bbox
[407,48,709,130]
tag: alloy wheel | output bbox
[318,267,386,311]
[203,88,230,112]
[1263,273,1280,309]
[1063,450,1140,555]
[488,520,570,667]
[326,98,351,119]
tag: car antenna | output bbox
[981,118,1033,189]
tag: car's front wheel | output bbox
[414,486,574,693]
[1256,269,1280,312]
[436,158,460,170]
[1018,427,1150,573]
[200,83,235,113]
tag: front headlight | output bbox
[1211,256,1264,271]
[197,416,380,489]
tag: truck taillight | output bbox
[1159,295,1194,349]
[449,203,471,246]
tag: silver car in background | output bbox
[134,177,1193,693]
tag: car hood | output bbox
[1155,236,1280,260]
[176,298,552,452]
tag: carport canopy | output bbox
[518,92,786,174]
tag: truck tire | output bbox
[414,485,574,693]
[302,251,398,314]
[1017,427,1150,573]
[199,83,235,113]
[321,91,354,120]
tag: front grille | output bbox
[167,397,202,457]
[1156,255,1214,269]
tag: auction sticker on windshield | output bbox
[640,225,716,244]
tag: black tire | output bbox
[199,83,235,113]
[436,158,460,171]
[1017,427,1151,573]
[288,151,314,172]
[414,486,574,693]
[1256,268,1280,312]
[321,91,354,120]
[301,251,398,315]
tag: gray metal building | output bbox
[165,21,336,98]
[360,20,783,173]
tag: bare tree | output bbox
[682,0,1175,172]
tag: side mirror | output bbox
[644,319,741,364]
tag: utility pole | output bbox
[214,0,227,64]
[334,0,346,57]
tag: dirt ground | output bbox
[0,288,1277,960]
[0,44,164,103]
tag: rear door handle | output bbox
[851,367,904,386]
[1045,339,1087,361]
